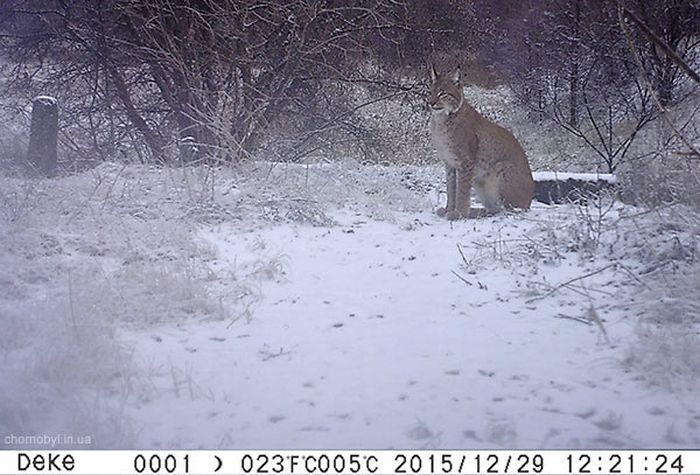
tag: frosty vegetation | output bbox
[1,0,699,449]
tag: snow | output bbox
[121,207,697,449]
[32,96,57,107]
[1,161,698,450]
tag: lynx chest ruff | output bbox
[430,113,463,168]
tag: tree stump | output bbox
[27,96,58,177]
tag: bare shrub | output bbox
[623,324,700,391]
[0,100,30,172]
[1,1,429,164]
[75,259,232,325]
[619,156,700,207]
[0,298,138,448]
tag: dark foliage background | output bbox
[1,0,699,171]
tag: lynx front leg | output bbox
[445,163,474,220]
[436,165,456,217]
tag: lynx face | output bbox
[428,67,463,115]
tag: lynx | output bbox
[429,65,535,219]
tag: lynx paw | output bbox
[436,207,451,217]
[469,208,498,218]
[444,209,471,220]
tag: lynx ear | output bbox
[430,64,438,82]
[451,67,461,85]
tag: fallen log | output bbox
[533,171,618,204]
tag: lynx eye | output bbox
[438,91,451,100]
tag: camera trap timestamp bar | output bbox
[0,450,698,475]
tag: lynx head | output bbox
[428,65,463,115]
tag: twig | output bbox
[170,365,180,398]
[587,305,611,346]
[555,313,593,326]
[67,270,80,338]
[451,269,473,287]
[226,315,242,329]
[526,263,617,303]
[614,261,651,289]
[456,243,470,267]
[259,347,290,362]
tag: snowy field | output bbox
[1,161,699,450]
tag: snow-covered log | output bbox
[533,171,618,204]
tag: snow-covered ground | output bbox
[1,161,699,450]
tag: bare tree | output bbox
[624,0,700,107]
[480,0,660,172]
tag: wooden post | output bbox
[27,96,58,177]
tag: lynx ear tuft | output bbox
[430,64,438,82]
[451,67,461,85]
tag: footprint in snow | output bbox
[463,430,483,442]
[299,426,330,432]
[575,408,596,419]
[406,424,433,441]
